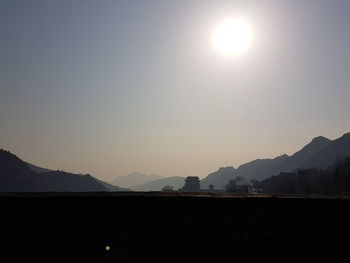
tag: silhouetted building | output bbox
[181,176,200,192]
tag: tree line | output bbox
[255,156,350,194]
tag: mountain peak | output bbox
[301,131,350,169]
[311,136,331,143]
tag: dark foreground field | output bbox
[1,192,349,262]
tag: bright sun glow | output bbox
[212,18,253,56]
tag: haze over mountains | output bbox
[110,172,185,191]
[1,132,350,192]
[108,132,350,191]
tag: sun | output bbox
[212,18,253,56]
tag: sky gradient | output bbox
[1,0,350,181]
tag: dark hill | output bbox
[201,132,349,189]
[0,149,38,192]
[235,154,289,181]
[0,149,126,192]
[301,132,350,169]
[201,155,288,189]
[201,166,236,189]
[270,136,332,174]
[34,171,107,192]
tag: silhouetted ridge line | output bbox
[0,149,127,192]
[202,132,350,189]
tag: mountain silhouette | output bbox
[270,136,331,174]
[201,132,350,189]
[0,149,38,191]
[235,154,289,181]
[130,176,186,191]
[111,172,163,188]
[201,155,288,189]
[3,132,349,192]
[301,132,350,169]
[0,149,126,192]
[201,167,236,189]
[33,171,108,192]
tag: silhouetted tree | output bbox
[259,156,350,194]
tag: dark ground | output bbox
[0,192,349,262]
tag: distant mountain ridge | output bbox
[269,136,331,175]
[129,176,186,191]
[3,132,349,192]
[111,172,163,188]
[201,132,350,189]
[201,155,289,189]
[201,166,236,189]
[301,132,350,169]
[0,149,127,192]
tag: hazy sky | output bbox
[1,0,350,181]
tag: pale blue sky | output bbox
[1,0,350,180]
